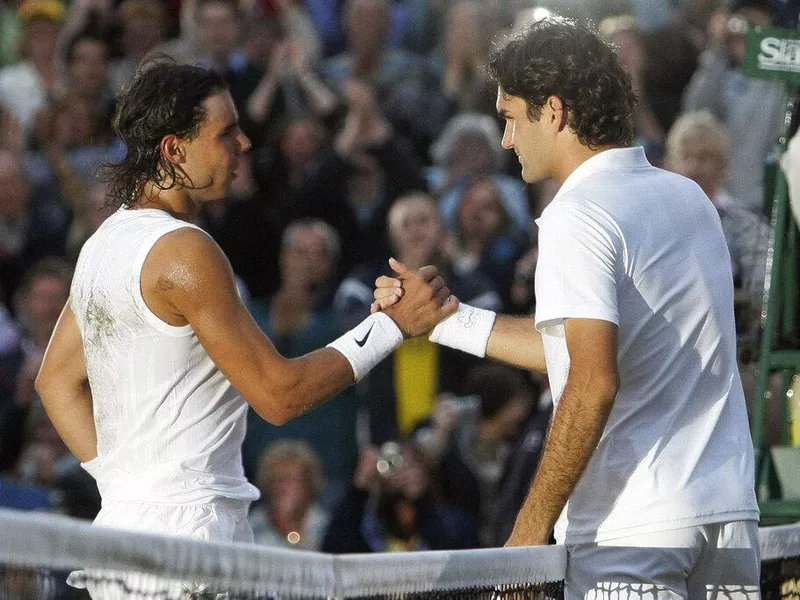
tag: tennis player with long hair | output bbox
[35,60,456,550]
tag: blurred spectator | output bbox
[242,0,322,64]
[243,219,359,509]
[487,389,552,547]
[290,78,425,273]
[0,402,61,510]
[599,15,665,163]
[249,440,330,550]
[450,176,530,310]
[414,363,540,546]
[676,0,722,53]
[198,152,283,299]
[0,0,65,149]
[19,28,115,196]
[292,0,344,58]
[321,0,447,155]
[158,0,263,120]
[665,110,770,352]
[322,441,478,552]
[0,149,70,307]
[110,0,168,93]
[638,18,699,140]
[251,114,329,231]
[430,0,498,117]
[0,258,70,474]
[4,389,100,517]
[428,113,530,239]
[250,218,341,338]
[333,192,501,444]
[66,181,115,260]
[683,0,786,214]
[57,0,114,57]
[246,34,337,142]
[32,27,114,150]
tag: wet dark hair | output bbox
[102,58,228,207]
[488,18,636,148]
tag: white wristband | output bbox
[327,312,404,381]
[429,302,496,358]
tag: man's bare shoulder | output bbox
[142,226,235,324]
[148,225,228,275]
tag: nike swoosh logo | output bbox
[355,324,375,347]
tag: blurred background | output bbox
[0,0,797,549]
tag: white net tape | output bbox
[0,509,566,598]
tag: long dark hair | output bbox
[102,58,228,207]
[488,18,636,149]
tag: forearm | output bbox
[39,381,97,463]
[247,73,281,124]
[34,302,96,463]
[486,314,547,374]
[509,374,617,544]
[297,72,338,116]
[682,46,728,113]
[258,347,356,424]
[251,314,402,424]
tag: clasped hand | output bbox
[373,258,459,338]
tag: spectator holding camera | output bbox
[321,441,478,553]
[413,363,540,546]
[683,0,786,214]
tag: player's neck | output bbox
[134,184,200,222]
[554,142,618,185]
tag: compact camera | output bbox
[376,441,404,476]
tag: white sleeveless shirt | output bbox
[71,208,259,505]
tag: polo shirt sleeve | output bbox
[534,200,621,331]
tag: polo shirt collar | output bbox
[553,146,649,202]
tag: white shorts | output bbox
[69,497,253,599]
[565,520,760,599]
[93,497,253,543]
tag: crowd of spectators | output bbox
[0,0,786,552]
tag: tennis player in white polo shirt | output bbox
[375,17,760,599]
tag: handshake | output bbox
[371,257,497,357]
[370,257,458,338]
[327,257,497,382]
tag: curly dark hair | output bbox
[488,18,636,149]
[102,59,229,208]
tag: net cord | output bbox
[760,523,800,562]
[0,509,567,596]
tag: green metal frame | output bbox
[752,90,800,520]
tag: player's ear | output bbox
[160,134,185,166]
[545,95,568,131]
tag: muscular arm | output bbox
[486,314,547,375]
[145,229,451,426]
[506,318,619,546]
[34,302,97,463]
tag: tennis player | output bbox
[34,60,456,549]
[375,18,760,599]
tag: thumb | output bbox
[389,257,412,277]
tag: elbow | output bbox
[249,384,306,426]
[33,371,49,401]
[597,374,620,409]
[251,397,293,426]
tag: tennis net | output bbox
[2,508,800,599]
[0,508,565,599]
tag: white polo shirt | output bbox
[535,147,759,545]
